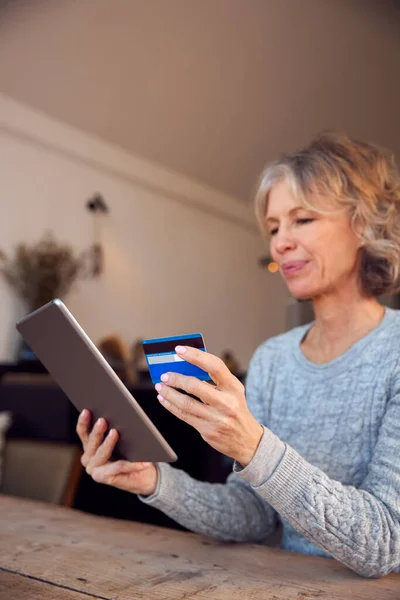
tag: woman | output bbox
[77,132,400,578]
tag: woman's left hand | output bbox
[154,345,263,467]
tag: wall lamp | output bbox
[86,193,109,276]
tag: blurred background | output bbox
[0,0,399,527]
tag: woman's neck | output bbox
[301,292,386,364]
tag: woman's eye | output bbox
[268,218,314,235]
[296,218,314,225]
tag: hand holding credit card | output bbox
[142,333,211,384]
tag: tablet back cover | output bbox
[16,300,177,463]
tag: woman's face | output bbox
[265,180,361,300]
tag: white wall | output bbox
[0,95,288,368]
[0,0,399,201]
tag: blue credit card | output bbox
[142,333,210,384]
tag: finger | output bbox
[108,460,152,475]
[85,417,108,458]
[76,409,91,446]
[89,428,119,468]
[156,388,210,430]
[91,460,151,484]
[158,373,219,405]
[156,383,211,418]
[158,394,206,430]
[173,346,240,391]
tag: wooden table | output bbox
[0,495,398,599]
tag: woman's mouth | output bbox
[281,260,308,276]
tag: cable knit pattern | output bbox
[141,307,400,578]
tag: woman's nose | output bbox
[274,230,296,254]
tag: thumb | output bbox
[118,460,152,473]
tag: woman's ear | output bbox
[356,234,365,249]
[351,216,365,248]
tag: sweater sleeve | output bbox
[139,344,281,542]
[234,363,400,578]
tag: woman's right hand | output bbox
[76,409,158,496]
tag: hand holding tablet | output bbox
[76,408,159,496]
[16,300,177,463]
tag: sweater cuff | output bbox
[138,462,182,511]
[253,444,316,514]
[137,463,162,501]
[233,425,286,486]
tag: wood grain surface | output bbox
[0,495,398,599]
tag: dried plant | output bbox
[0,231,93,311]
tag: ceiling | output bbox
[0,0,399,202]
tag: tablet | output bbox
[16,299,177,463]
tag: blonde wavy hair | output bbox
[255,132,400,297]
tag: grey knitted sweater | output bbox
[141,307,400,578]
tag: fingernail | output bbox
[81,409,88,417]
[157,395,165,403]
[96,418,103,426]
[175,345,187,354]
[108,429,115,437]
[160,373,169,382]
[155,383,162,392]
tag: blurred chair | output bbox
[131,339,150,382]
[379,293,400,309]
[0,411,12,487]
[0,439,82,507]
[1,373,53,384]
[221,350,240,374]
[98,334,137,385]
